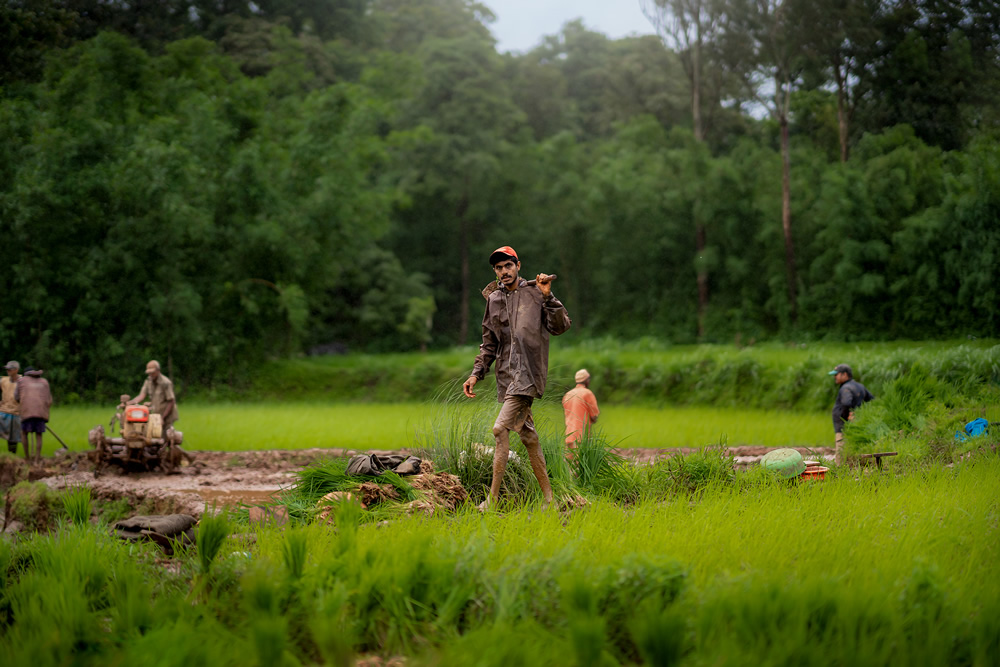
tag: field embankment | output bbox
[231,339,998,410]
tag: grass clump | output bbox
[845,365,1000,462]
[413,392,559,506]
[196,511,230,574]
[651,439,737,496]
[256,455,420,525]
[61,486,92,527]
[5,481,60,532]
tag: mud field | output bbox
[19,445,834,518]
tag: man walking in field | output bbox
[128,360,179,430]
[563,368,600,459]
[463,245,572,511]
[1,361,22,454]
[830,363,874,465]
[14,366,52,466]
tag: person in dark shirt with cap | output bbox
[463,245,572,511]
[829,363,874,465]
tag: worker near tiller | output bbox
[463,245,572,511]
[829,363,874,465]
[14,366,52,466]
[563,368,600,460]
[128,360,179,430]
[0,361,22,454]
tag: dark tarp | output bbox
[346,454,422,476]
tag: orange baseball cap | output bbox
[489,246,518,265]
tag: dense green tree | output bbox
[2,1,1000,394]
[0,32,430,393]
[719,0,809,323]
[387,32,524,344]
[851,0,1000,150]
[790,0,878,162]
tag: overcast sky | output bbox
[483,0,656,53]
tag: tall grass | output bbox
[238,339,999,409]
[412,388,566,505]
[845,365,1000,460]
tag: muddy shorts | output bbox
[21,417,47,434]
[0,412,21,442]
[494,395,537,440]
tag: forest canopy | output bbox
[1,0,998,394]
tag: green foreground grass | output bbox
[45,402,831,453]
[2,454,998,665]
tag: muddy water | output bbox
[31,445,835,518]
[178,488,282,505]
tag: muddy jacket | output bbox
[14,374,52,421]
[471,278,572,401]
[832,379,874,433]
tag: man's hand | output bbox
[463,376,478,398]
[535,273,554,297]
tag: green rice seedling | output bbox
[565,431,643,502]
[0,527,146,664]
[420,619,575,666]
[595,553,687,662]
[562,578,609,667]
[196,510,230,574]
[282,529,308,582]
[273,457,413,524]
[291,456,353,498]
[629,598,687,667]
[649,438,736,495]
[3,571,106,663]
[61,485,92,526]
[3,442,1000,665]
[108,566,156,637]
[118,617,252,667]
[308,583,357,667]
[238,568,296,666]
[291,459,415,502]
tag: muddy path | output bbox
[30,445,834,517]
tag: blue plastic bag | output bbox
[955,417,989,441]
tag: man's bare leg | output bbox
[34,433,43,466]
[481,426,512,510]
[521,432,554,508]
[22,431,30,463]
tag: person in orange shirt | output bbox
[563,369,600,458]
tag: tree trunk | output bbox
[692,21,703,142]
[834,59,849,162]
[696,222,708,338]
[779,81,797,322]
[693,16,707,337]
[457,195,470,345]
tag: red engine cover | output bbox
[125,405,150,423]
